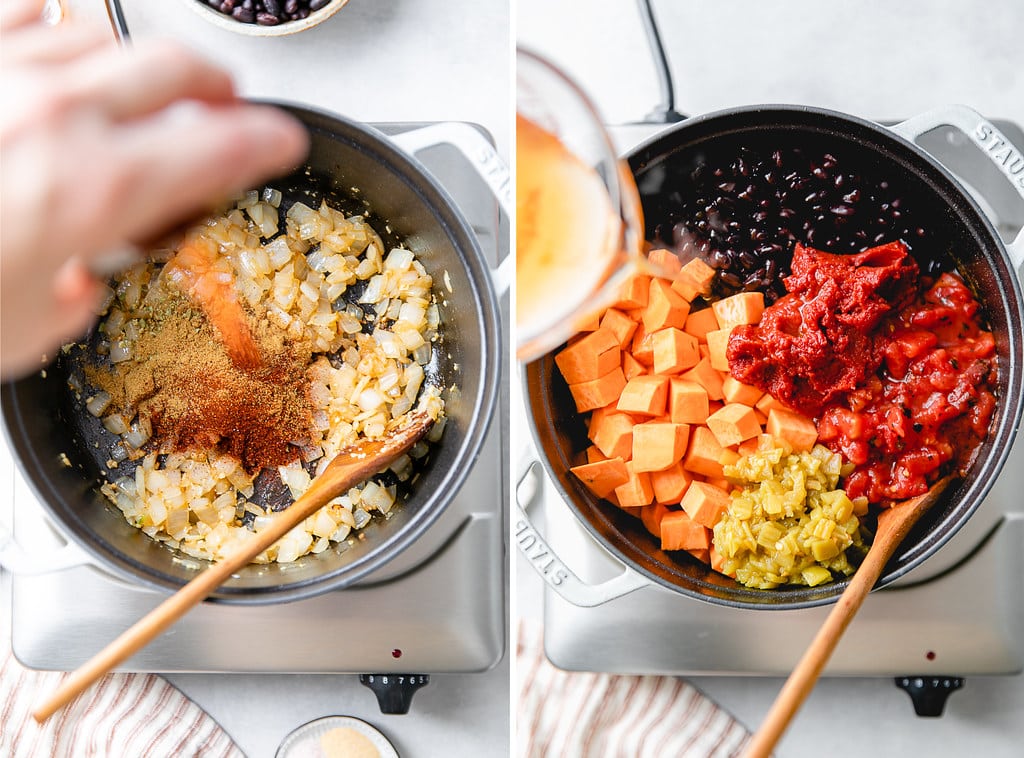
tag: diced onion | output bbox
[109,340,132,364]
[102,413,129,436]
[86,391,112,417]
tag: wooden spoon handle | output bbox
[743,477,952,758]
[32,415,432,723]
[742,543,890,758]
[31,486,337,723]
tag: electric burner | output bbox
[1,125,507,710]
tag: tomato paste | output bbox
[728,241,997,503]
[727,241,919,415]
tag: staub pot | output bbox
[518,104,1024,610]
[2,103,505,604]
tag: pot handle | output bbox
[890,105,1024,270]
[0,520,92,575]
[515,459,649,607]
[390,123,513,295]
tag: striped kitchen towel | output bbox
[517,621,751,757]
[0,650,243,758]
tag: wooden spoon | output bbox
[32,411,435,723]
[162,239,263,370]
[743,476,955,758]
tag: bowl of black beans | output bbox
[188,0,348,35]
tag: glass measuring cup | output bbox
[516,48,648,362]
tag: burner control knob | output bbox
[359,674,429,714]
[894,676,964,717]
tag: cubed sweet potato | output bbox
[706,403,762,447]
[568,367,627,412]
[586,445,608,463]
[683,426,728,478]
[737,437,760,457]
[643,279,691,333]
[660,510,711,552]
[555,328,620,384]
[722,376,764,406]
[712,291,765,329]
[705,327,734,372]
[680,481,731,528]
[613,461,654,508]
[570,457,630,498]
[668,379,709,425]
[616,375,669,416]
[671,258,716,301]
[600,308,639,349]
[688,547,711,564]
[755,392,787,415]
[766,408,818,452]
[648,248,683,278]
[650,461,693,504]
[632,422,691,473]
[683,306,720,343]
[589,411,636,460]
[622,352,647,381]
[680,357,724,401]
[652,327,700,375]
[640,502,670,539]
[717,448,740,469]
[631,325,656,367]
[614,274,651,310]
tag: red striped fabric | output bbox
[516,622,751,758]
[0,651,242,758]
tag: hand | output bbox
[0,0,309,378]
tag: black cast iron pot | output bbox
[522,104,1024,610]
[2,103,504,604]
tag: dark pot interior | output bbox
[527,105,1023,610]
[2,103,500,604]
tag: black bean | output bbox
[830,204,855,216]
[720,272,744,288]
[203,0,332,24]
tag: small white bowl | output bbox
[182,0,350,37]
[275,716,399,758]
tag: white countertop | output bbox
[516,1,1024,756]
[3,1,510,757]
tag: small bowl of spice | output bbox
[186,0,349,36]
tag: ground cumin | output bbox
[89,287,314,473]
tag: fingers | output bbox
[0,21,113,67]
[96,103,309,247]
[67,40,237,122]
[0,0,45,31]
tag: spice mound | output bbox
[83,190,444,564]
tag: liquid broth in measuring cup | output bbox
[516,114,623,347]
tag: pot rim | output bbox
[1,103,503,604]
[526,103,1024,610]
